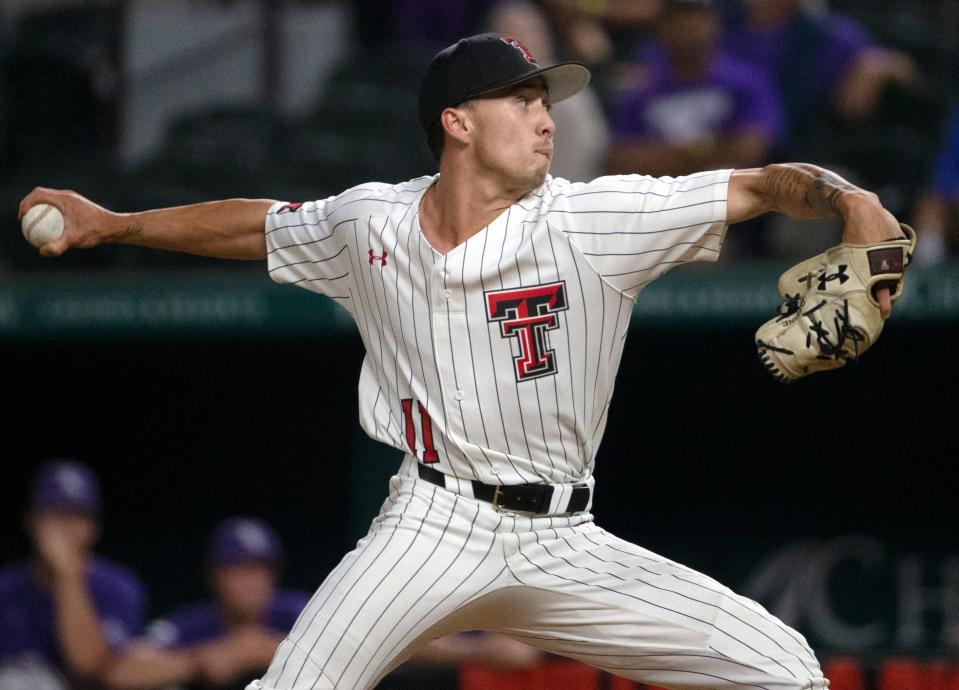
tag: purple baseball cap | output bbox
[29,459,101,516]
[209,517,282,568]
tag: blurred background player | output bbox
[540,0,664,87]
[0,459,145,690]
[720,0,920,155]
[605,0,781,257]
[106,516,309,690]
[912,102,959,264]
[606,0,781,178]
[716,0,929,259]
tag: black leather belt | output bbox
[417,463,590,515]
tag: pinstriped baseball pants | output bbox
[247,470,827,690]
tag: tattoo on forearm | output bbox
[764,163,859,218]
[121,222,144,240]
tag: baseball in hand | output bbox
[22,203,65,248]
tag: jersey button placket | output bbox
[431,260,459,444]
[434,253,470,445]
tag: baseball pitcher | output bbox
[19,32,913,690]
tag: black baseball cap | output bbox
[418,33,591,131]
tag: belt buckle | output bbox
[492,485,505,510]
[491,484,545,516]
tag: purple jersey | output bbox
[391,0,494,50]
[610,46,782,145]
[0,557,145,666]
[934,106,959,199]
[146,590,309,649]
[723,12,874,99]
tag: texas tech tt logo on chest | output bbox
[485,281,568,382]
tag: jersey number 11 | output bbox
[401,399,439,463]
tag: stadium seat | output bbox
[165,106,285,176]
[302,46,437,187]
[595,677,673,690]
[296,87,434,187]
[877,658,925,690]
[926,660,950,690]
[924,660,959,690]
[822,656,866,690]
[460,658,599,690]
[6,4,117,171]
[460,663,528,690]
[320,45,431,98]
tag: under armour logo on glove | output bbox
[369,249,388,266]
[816,265,849,291]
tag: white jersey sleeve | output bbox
[545,170,732,297]
[264,184,396,300]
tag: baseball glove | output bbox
[755,223,917,382]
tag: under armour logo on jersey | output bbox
[277,202,304,214]
[500,35,537,64]
[486,281,567,382]
[369,249,388,266]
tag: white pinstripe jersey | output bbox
[266,169,731,487]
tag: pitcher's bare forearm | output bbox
[111,199,274,259]
[728,163,869,222]
[727,163,900,244]
[19,187,274,260]
[760,163,865,220]
[726,163,902,254]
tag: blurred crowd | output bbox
[0,459,546,690]
[7,461,959,690]
[1,0,958,269]
[3,5,958,688]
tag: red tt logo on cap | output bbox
[501,36,537,64]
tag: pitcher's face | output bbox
[467,82,555,193]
